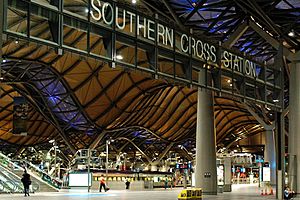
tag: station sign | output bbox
[90,0,258,78]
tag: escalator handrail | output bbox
[0,159,40,192]
[0,152,23,170]
[19,160,62,189]
[0,153,59,190]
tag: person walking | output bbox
[99,175,107,192]
[164,176,168,190]
[21,170,31,197]
[125,178,130,190]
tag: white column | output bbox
[224,157,232,192]
[289,61,300,192]
[264,130,276,185]
[195,70,217,195]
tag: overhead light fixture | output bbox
[116,55,123,60]
[49,139,55,143]
[229,83,233,87]
[132,0,137,4]
[227,79,231,83]
[273,99,279,102]
[15,40,19,44]
[85,8,89,13]
[288,31,295,37]
[2,59,6,63]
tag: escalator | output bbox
[0,165,23,193]
[0,179,17,193]
[13,161,60,192]
[0,153,58,193]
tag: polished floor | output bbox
[0,184,283,200]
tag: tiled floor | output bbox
[0,184,285,200]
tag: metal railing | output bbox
[19,160,62,189]
[0,153,41,192]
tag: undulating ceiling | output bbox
[1,0,295,162]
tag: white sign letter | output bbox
[181,34,189,53]
[116,7,126,30]
[147,19,155,41]
[102,2,114,25]
[126,11,136,33]
[90,0,101,21]
[157,24,165,45]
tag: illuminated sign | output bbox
[69,173,92,187]
[90,0,258,78]
[262,167,270,182]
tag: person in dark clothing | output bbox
[284,186,295,200]
[125,179,130,190]
[21,171,31,197]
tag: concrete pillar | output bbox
[289,61,300,192]
[195,70,217,195]
[224,157,232,192]
[264,130,276,185]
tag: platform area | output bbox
[0,184,280,200]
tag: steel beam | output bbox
[283,107,289,117]
[89,131,106,149]
[244,102,274,131]
[223,22,249,48]
[115,137,152,163]
[249,20,291,58]
[161,0,186,31]
[155,142,174,163]
[183,0,208,24]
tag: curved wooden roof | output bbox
[1,0,286,160]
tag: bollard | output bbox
[178,189,191,200]
[178,188,202,200]
[269,187,274,195]
[193,188,202,200]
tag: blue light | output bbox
[133,131,140,137]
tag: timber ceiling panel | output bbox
[0,0,285,160]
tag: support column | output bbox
[276,112,285,200]
[195,70,217,195]
[224,157,232,192]
[264,130,276,185]
[289,61,300,192]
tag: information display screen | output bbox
[217,164,224,186]
[69,173,92,187]
[262,167,270,182]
